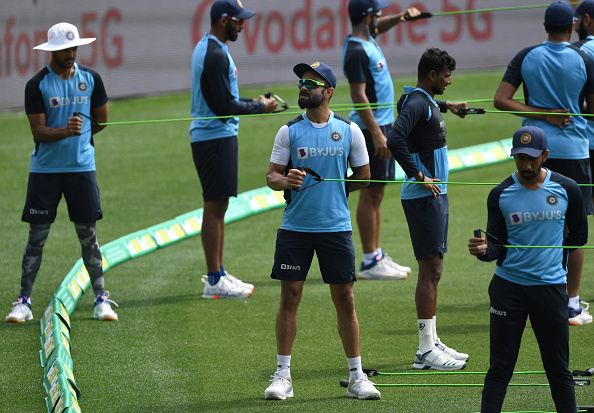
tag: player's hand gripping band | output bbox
[264,92,289,113]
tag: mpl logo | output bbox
[233,67,238,79]
[377,58,386,71]
[509,212,522,225]
[297,147,308,159]
[49,97,61,108]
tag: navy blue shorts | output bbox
[191,137,238,202]
[271,229,357,284]
[363,124,395,188]
[401,195,449,260]
[22,172,102,224]
[544,158,594,214]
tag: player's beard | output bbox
[519,165,541,181]
[226,23,239,42]
[576,20,588,40]
[298,89,324,109]
[369,20,378,39]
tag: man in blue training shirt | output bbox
[190,0,277,299]
[264,62,380,400]
[469,125,587,413]
[6,22,117,323]
[343,0,420,280]
[494,0,594,325]
[387,47,468,370]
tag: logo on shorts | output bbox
[49,97,61,108]
[509,212,522,225]
[330,131,342,142]
[281,263,301,270]
[29,208,49,215]
[297,147,308,159]
[546,194,558,206]
[78,82,88,92]
[490,306,507,317]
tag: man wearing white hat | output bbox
[5,22,117,323]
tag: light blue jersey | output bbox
[281,113,355,233]
[484,170,587,285]
[24,63,107,173]
[343,35,395,129]
[503,41,594,159]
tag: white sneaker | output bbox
[435,338,469,361]
[202,276,252,299]
[413,347,466,370]
[382,254,412,275]
[5,297,33,323]
[346,376,381,400]
[265,373,293,400]
[222,272,255,293]
[358,258,408,280]
[569,301,593,325]
[94,291,119,321]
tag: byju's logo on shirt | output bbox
[48,96,90,108]
[509,210,562,225]
[296,147,345,159]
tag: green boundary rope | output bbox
[431,2,579,16]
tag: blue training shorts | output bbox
[401,194,449,260]
[22,172,102,224]
[191,136,238,202]
[271,229,357,284]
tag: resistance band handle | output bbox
[573,368,594,376]
[474,229,482,238]
[459,108,486,115]
[265,91,289,112]
[296,166,323,181]
[405,12,433,21]
[72,112,80,118]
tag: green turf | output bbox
[1,69,593,412]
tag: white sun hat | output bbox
[33,22,95,51]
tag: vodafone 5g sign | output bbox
[0,0,551,111]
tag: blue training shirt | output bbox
[342,35,395,129]
[189,33,264,143]
[387,87,449,200]
[573,35,594,150]
[280,113,356,232]
[502,41,594,159]
[480,169,587,286]
[24,63,108,173]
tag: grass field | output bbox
[1,69,593,412]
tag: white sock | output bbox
[569,296,581,310]
[418,319,435,352]
[432,315,438,343]
[276,355,291,377]
[347,356,365,381]
[362,251,378,266]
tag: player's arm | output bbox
[438,100,468,118]
[91,103,108,135]
[494,81,571,129]
[27,113,83,143]
[347,164,370,192]
[266,125,305,191]
[474,186,508,262]
[349,82,390,160]
[266,163,305,191]
[564,180,588,247]
[376,7,421,35]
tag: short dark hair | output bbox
[417,48,456,80]
[544,23,573,35]
[350,15,366,26]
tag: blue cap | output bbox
[348,0,390,19]
[510,126,548,157]
[545,1,576,26]
[210,0,256,20]
[576,0,594,17]
[293,62,337,89]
